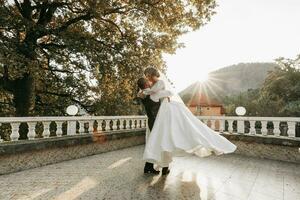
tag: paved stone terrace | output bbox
[0,145,299,200]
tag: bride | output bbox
[140,67,237,173]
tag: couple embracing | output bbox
[137,67,236,175]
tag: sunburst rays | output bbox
[185,74,226,105]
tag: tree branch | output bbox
[40,43,67,49]
[53,12,93,33]
[15,0,33,21]
[36,2,70,25]
[37,90,93,111]
[13,0,23,15]
[99,18,124,37]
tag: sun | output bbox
[198,72,209,83]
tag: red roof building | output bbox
[186,93,225,116]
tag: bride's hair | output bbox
[144,67,160,78]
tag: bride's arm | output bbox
[156,89,174,98]
[142,80,165,95]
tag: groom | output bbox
[137,77,160,174]
[136,77,170,175]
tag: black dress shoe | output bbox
[162,167,170,175]
[144,168,160,174]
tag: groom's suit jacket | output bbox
[140,95,160,131]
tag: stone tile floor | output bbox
[0,145,299,200]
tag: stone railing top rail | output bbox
[0,115,148,142]
[197,115,300,138]
[0,115,147,123]
[197,116,300,122]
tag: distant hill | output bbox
[180,63,278,103]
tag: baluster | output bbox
[105,120,110,131]
[119,119,124,130]
[97,120,103,132]
[56,122,63,137]
[88,121,94,134]
[228,120,234,134]
[273,121,281,137]
[123,119,127,129]
[129,119,133,129]
[139,120,143,128]
[219,120,225,133]
[112,120,118,131]
[144,119,148,128]
[125,119,130,129]
[261,121,268,136]
[211,120,216,130]
[133,119,137,129]
[237,120,245,134]
[43,122,51,138]
[0,123,2,142]
[79,121,85,134]
[203,119,208,126]
[67,120,77,135]
[10,123,20,141]
[249,120,256,135]
[28,122,37,140]
[287,121,296,137]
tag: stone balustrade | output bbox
[197,116,300,138]
[1,115,299,143]
[0,115,300,174]
[0,116,147,142]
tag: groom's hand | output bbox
[137,91,145,99]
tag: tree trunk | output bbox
[12,73,35,140]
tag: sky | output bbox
[164,0,300,92]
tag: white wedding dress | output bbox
[142,76,237,167]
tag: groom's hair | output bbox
[137,77,147,90]
[144,67,160,77]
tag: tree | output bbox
[222,55,300,117]
[0,0,216,117]
[258,55,300,116]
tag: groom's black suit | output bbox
[141,95,160,130]
[139,95,160,172]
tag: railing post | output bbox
[88,121,94,134]
[133,119,137,129]
[125,119,130,129]
[219,119,225,133]
[67,120,77,135]
[43,122,51,138]
[273,121,281,137]
[211,120,216,130]
[228,120,234,134]
[10,122,20,141]
[112,120,118,131]
[97,120,103,132]
[27,122,36,140]
[56,122,63,137]
[249,120,256,135]
[237,119,244,134]
[119,119,124,130]
[79,121,85,134]
[105,120,110,131]
[261,121,268,136]
[0,123,2,142]
[287,121,296,138]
